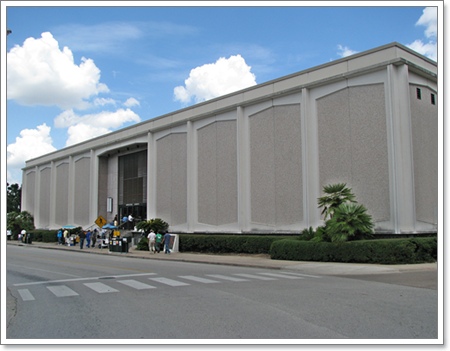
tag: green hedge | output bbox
[28,230,59,242]
[270,237,437,264]
[177,234,293,254]
[27,228,82,242]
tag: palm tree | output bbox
[324,202,374,242]
[317,183,356,221]
[136,218,169,234]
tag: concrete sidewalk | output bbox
[6,240,438,276]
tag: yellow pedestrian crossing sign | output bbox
[95,216,107,228]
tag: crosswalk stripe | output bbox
[18,289,35,301]
[259,272,304,279]
[178,275,219,284]
[117,280,156,290]
[234,273,277,280]
[148,277,190,287]
[205,274,249,282]
[83,282,119,293]
[279,272,322,279]
[47,285,79,297]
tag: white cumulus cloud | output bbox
[94,98,117,107]
[7,124,57,169]
[124,97,140,107]
[337,45,358,58]
[7,32,109,109]
[174,54,257,104]
[407,7,437,61]
[54,108,141,146]
[416,6,437,38]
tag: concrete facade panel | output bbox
[197,120,238,227]
[249,104,303,229]
[216,121,238,226]
[317,88,353,188]
[198,123,217,225]
[250,107,276,226]
[348,84,390,222]
[156,133,187,227]
[74,157,91,226]
[273,105,303,226]
[317,84,390,223]
[410,85,438,227]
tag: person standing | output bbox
[20,229,26,243]
[163,231,171,254]
[113,214,118,227]
[57,229,63,245]
[147,230,156,253]
[128,213,134,230]
[92,229,97,248]
[63,229,69,245]
[86,230,92,248]
[7,229,12,241]
[155,231,163,253]
[79,230,86,249]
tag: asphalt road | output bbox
[5,244,439,342]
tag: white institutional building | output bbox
[21,42,438,235]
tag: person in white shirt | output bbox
[127,214,134,230]
[147,230,156,253]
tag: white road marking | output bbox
[234,273,277,280]
[259,272,304,279]
[205,274,249,282]
[18,289,35,301]
[148,277,190,287]
[279,271,322,279]
[83,282,119,293]
[178,275,219,284]
[47,285,79,297]
[117,280,156,290]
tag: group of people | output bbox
[57,228,99,249]
[114,213,135,230]
[147,230,172,254]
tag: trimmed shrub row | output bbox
[270,237,437,264]
[177,234,292,254]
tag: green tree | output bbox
[317,183,356,221]
[7,211,35,235]
[7,183,21,213]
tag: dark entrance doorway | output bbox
[119,204,146,228]
[118,150,148,229]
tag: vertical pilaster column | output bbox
[90,149,99,224]
[147,131,156,219]
[67,156,74,225]
[186,121,197,232]
[302,87,321,228]
[34,166,41,229]
[386,64,415,233]
[49,161,56,228]
[237,105,250,232]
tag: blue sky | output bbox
[2,2,440,185]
